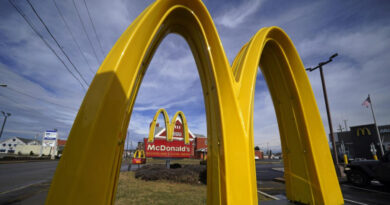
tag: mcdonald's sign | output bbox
[145,109,194,158]
[356,127,372,136]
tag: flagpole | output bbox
[368,94,384,156]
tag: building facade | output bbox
[332,124,390,160]
[0,137,40,154]
[194,135,207,159]
[0,136,67,156]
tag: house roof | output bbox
[194,134,206,138]
[18,137,39,144]
[58,139,67,146]
[153,119,195,141]
[0,137,40,144]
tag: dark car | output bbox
[344,151,390,186]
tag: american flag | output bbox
[362,95,371,108]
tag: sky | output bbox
[0,0,389,151]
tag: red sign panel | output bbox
[144,138,193,158]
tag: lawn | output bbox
[115,171,270,205]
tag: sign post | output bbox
[43,130,58,159]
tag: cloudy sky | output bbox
[0,0,389,151]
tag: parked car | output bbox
[344,151,390,186]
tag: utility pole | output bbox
[126,131,130,158]
[0,111,11,139]
[306,53,340,171]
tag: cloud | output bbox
[215,0,264,28]
[300,24,390,134]
[1,0,389,155]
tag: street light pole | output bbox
[0,111,11,139]
[306,53,340,168]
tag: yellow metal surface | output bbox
[373,154,378,161]
[46,0,343,204]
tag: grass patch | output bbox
[255,160,283,164]
[115,172,270,204]
[115,172,206,205]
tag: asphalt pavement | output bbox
[256,162,286,199]
[0,161,58,194]
[255,161,390,205]
[1,160,390,204]
[0,161,58,204]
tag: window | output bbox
[2,144,5,147]
[14,144,17,147]
[8,144,11,147]
[13,139,16,141]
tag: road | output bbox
[0,161,58,204]
[256,162,286,199]
[255,161,390,205]
[1,160,390,204]
[0,161,58,193]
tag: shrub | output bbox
[135,164,206,184]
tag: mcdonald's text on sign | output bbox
[144,138,193,158]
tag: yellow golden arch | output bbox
[357,127,371,136]
[148,109,190,144]
[133,149,145,159]
[46,0,343,204]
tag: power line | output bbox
[26,0,90,87]
[0,92,76,114]
[5,86,78,111]
[71,0,101,64]
[52,0,95,75]
[82,0,105,57]
[8,0,87,91]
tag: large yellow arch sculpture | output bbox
[46,0,343,204]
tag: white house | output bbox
[0,136,57,156]
[0,137,40,154]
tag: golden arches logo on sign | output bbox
[46,0,343,204]
[357,128,372,136]
[148,109,190,144]
[133,150,145,159]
